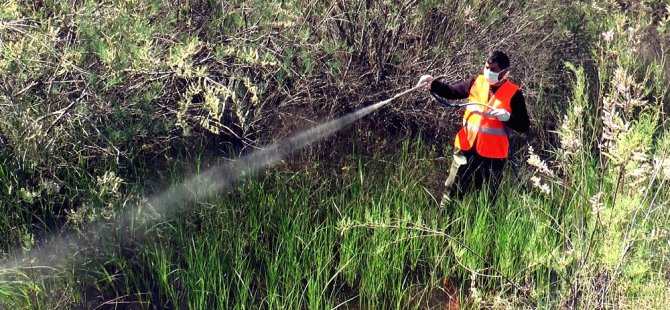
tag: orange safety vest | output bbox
[454,75,519,159]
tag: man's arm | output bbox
[506,90,529,133]
[430,76,476,100]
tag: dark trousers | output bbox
[440,149,506,207]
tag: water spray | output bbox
[1,82,428,272]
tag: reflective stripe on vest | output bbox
[454,75,519,159]
[463,123,508,136]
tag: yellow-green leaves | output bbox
[218,44,279,69]
[169,38,202,78]
[0,0,20,21]
[175,77,260,136]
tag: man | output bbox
[417,51,529,207]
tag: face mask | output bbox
[483,68,501,85]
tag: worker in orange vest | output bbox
[417,51,529,207]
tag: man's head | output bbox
[483,50,510,86]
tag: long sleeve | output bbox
[430,76,476,100]
[506,90,529,133]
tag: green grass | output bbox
[2,132,670,308]
[3,140,566,308]
[2,0,670,308]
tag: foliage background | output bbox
[1,0,669,308]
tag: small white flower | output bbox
[631,151,649,162]
[653,157,670,181]
[527,146,555,177]
[590,192,605,215]
[601,30,614,42]
[629,167,646,178]
[530,176,551,195]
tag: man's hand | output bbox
[416,75,433,91]
[486,108,511,122]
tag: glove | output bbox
[486,108,511,122]
[416,74,433,90]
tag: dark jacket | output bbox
[430,75,530,133]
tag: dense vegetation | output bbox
[1,0,669,308]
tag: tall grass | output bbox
[2,0,670,309]
[3,125,670,308]
[0,138,608,308]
